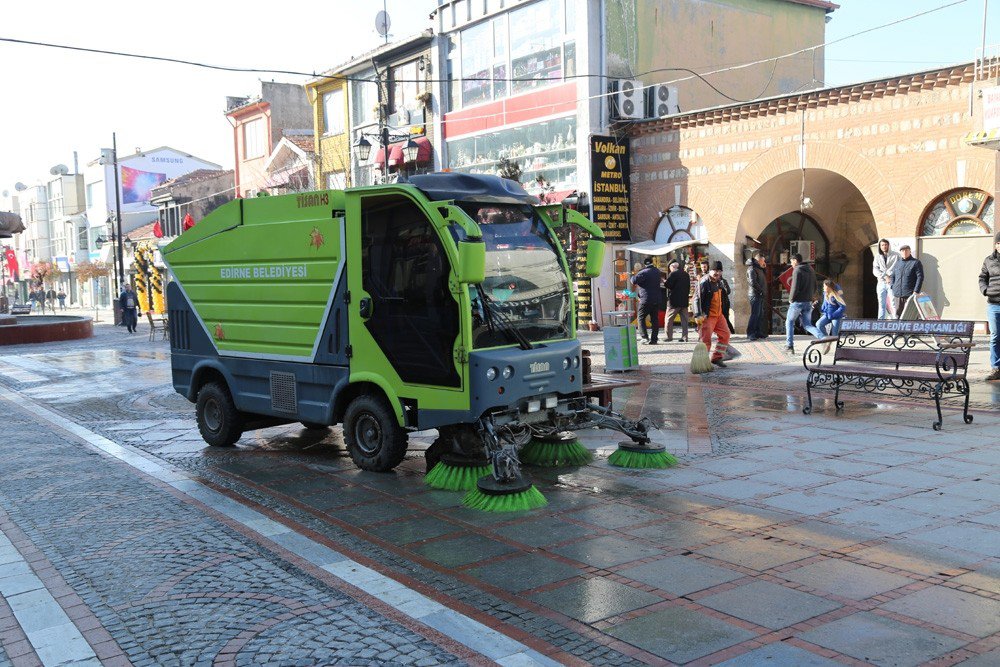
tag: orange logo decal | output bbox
[214,323,225,340]
[309,227,325,250]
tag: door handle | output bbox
[359,297,373,319]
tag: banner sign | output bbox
[840,319,973,335]
[589,135,631,242]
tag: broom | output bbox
[462,473,548,512]
[520,431,592,467]
[425,453,492,492]
[608,442,678,469]
[690,341,714,374]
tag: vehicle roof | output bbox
[406,173,539,206]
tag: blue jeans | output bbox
[877,281,892,319]
[807,315,842,339]
[988,302,1000,369]
[785,301,812,348]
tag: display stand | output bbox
[602,311,639,371]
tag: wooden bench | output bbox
[802,319,975,430]
[583,373,641,410]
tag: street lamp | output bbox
[351,64,421,181]
[97,133,125,293]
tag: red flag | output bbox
[152,220,164,238]
[4,247,18,281]
[182,213,196,231]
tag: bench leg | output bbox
[803,374,814,415]
[834,376,844,412]
[932,386,944,431]
[962,381,973,424]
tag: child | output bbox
[808,279,846,352]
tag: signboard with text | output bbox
[983,85,1000,132]
[589,135,631,242]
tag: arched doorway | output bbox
[754,212,829,335]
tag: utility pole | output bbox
[112,133,125,292]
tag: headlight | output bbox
[502,365,514,379]
[486,367,498,381]
[572,356,580,368]
[562,357,571,370]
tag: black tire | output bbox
[301,422,329,431]
[343,394,408,472]
[196,381,243,447]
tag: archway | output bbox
[735,168,879,331]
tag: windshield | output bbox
[458,203,571,349]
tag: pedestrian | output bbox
[663,260,690,342]
[978,231,1000,382]
[784,253,816,354]
[806,279,846,353]
[120,283,139,334]
[694,261,731,367]
[57,288,66,310]
[46,287,56,312]
[890,245,923,318]
[37,287,47,314]
[745,252,768,340]
[630,257,665,344]
[719,266,736,334]
[873,238,899,320]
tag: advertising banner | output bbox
[590,135,631,242]
[121,165,168,204]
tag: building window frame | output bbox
[243,118,266,159]
[322,88,345,136]
[919,188,995,237]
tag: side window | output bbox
[361,195,460,388]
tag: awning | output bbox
[539,189,577,204]
[624,238,701,256]
[963,128,1000,148]
[374,136,433,168]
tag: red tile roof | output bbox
[285,134,316,153]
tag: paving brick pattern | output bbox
[0,403,466,665]
[1,324,998,665]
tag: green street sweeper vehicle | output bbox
[164,173,660,507]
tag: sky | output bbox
[0,0,997,208]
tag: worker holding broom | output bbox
[694,261,731,368]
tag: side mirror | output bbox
[584,239,605,278]
[457,239,485,284]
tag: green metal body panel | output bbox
[163,192,344,360]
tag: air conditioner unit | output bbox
[610,79,644,120]
[646,84,680,118]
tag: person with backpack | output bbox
[630,257,665,345]
[663,260,690,342]
[119,283,139,333]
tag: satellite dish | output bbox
[49,164,69,176]
[375,10,390,37]
[14,183,27,192]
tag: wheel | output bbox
[196,381,243,447]
[301,422,329,431]
[932,422,942,431]
[343,395,408,472]
[964,414,974,424]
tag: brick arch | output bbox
[896,157,995,236]
[721,141,896,242]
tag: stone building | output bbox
[627,61,998,328]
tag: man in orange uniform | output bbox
[694,261,731,368]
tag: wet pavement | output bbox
[0,322,997,665]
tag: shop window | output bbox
[509,0,562,95]
[920,189,994,236]
[447,116,577,194]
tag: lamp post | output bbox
[112,133,125,291]
[352,66,419,182]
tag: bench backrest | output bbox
[833,319,973,371]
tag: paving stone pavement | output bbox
[0,322,997,666]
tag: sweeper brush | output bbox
[520,431,592,467]
[425,454,492,491]
[690,341,714,374]
[608,443,678,469]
